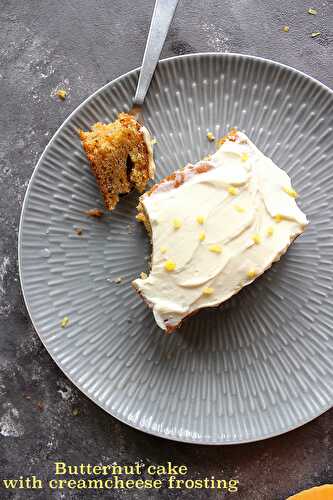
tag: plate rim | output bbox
[18,52,333,445]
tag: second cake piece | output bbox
[80,113,155,211]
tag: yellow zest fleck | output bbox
[209,244,222,254]
[308,7,317,15]
[207,131,215,141]
[274,214,284,223]
[172,218,182,229]
[196,215,205,225]
[151,138,157,145]
[283,186,298,198]
[311,31,321,38]
[56,89,67,100]
[160,246,167,254]
[136,212,146,222]
[164,259,176,272]
[60,316,69,328]
[228,186,238,196]
[241,152,249,162]
[247,269,257,279]
[252,234,261,245]
[282,26,289,32]
[203,287,214,296]
[198,231,206,241]
[266,226,274,237]
[234,204,245,213]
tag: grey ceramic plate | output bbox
[19,53,333,444]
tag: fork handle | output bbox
[133,0,179,107]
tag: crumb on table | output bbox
[56,89,67,100]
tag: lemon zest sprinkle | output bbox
[247,269,257,279]
[164,260,176,272]
[209,244,222,254]
[172,218,182,229]
[60,316,69,328]
[283,186,298,198]
[252,234,262,244]
[228,186,238,196]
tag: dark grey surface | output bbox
[1,0,332,499]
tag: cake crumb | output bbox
[311,31,321,37]
[75,228,82,236]
[56,89,67,100]
[282,26,290,32]
[36,401,45,412]
[151,138,157,145]
[60,316,69,328]
[207,131,215,142]
[140,272,148,280]
[84,208,104,218]
[136,212,146,223]
[114,276,122,284]
[308,7,317,15]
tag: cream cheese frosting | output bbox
[140,125,156,180]
[133,131,308,332]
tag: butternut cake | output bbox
[133,130,308,332]
[80,113,155,210]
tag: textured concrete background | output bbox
[0,0,332,499]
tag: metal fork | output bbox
[129,0,180,121]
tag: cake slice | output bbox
[133,129,308,333]
[80,113,155,211]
